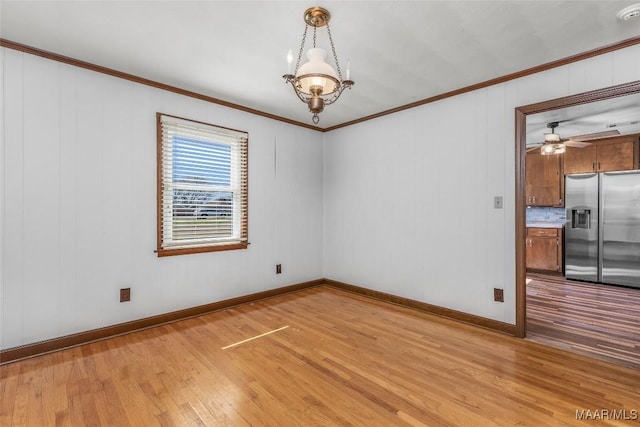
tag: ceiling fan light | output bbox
[541,143,565,155]
[541,144,554,155]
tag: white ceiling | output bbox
[526,92,640,147]
[1,1,639,130]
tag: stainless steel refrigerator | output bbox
[565,170,640,288]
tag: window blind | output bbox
[157,113,248,255]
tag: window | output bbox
[157,113,248,256]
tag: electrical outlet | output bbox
[120,287,131,302]
[493,288,504,302]
[276,264,282,274]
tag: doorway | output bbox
[514,80,640,339]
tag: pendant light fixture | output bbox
[282,7,354,124]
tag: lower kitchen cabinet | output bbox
[526,227,563,273]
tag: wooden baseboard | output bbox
[324,279,516,336]
[0,279,324,364]
[1,277,516,364]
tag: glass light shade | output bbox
[295,48,339,95]
[544,132,561,143]
[541,143,566,155]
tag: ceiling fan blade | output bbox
[528,128,622,152]
[564,140,591,148]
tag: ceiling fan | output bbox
[526,121,620,154]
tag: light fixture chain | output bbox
[325,22,343,81]
[313,25,317,48]
[294,24,309,75]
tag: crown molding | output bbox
[2,35,640,131]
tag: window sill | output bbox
[156,242,248,257]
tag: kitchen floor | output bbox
[526,273,640,370]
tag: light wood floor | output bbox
[2,286,639,426]
[526,274,640,370]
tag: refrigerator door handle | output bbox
[598,173,604,283]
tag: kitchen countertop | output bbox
[526,222,564,229]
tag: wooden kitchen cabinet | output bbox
[526,227,563,273]
[564,135,639,174]
[526,151,563,206]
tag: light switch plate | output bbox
[494,196,503,209]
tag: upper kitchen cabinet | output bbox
[564,134,640,174]
[526,151,563,207]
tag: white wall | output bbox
[0,48,324,350]
[2,43,639,350]
[323,44,640,324]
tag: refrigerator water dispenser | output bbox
[571,209,591,229]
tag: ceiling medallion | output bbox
[282,7,354,124]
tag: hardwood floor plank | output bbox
[1,286,639,426]
[527,274,640,370]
